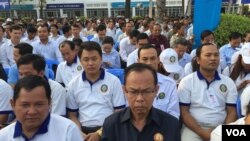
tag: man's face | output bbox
[28,32,36,40]
[50,26,58,34]
[125,23,132,33]
[129,37,137,45]
[13,48,21,63]
[10,29,22,43]
[174,44,187,59]
[138,48,159,70]
[98,30,106,41]
[18,64,43,79]
[11,86,50,132]
[37,26,49,41]
[124,70,158,117]
[80,50,102,76]
[60,44,77,63]
[102,43,113,54]
[230,38,241,48]
[136,39,149,48]
[152,25,161,37]
[72,27,80,37]
[202,34,214,44]
[197,45,219,72]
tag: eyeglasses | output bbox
[125,88,156,98]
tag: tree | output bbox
[125,0,131,18]
[155,0,166,24]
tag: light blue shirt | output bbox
[179,52,192,68]
[102,49,121,69]
[90,37,103,47]
[219,43,241,70]
[32,39,63,62]
[7,64,50,85]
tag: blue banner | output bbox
[193,0,222,48]
[0,0,10,10]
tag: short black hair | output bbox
[62,25,71,34]
[17,54,46,72]
[27,26,37,33]
[14,43,33,56]
[13,75,51,102]
[102,36,114,45]
[96,24,106,32]
[124,63,158,85]
[200,30,214,40]
[72,38,83,47]
[37,23,50,32]
[59,40,75,50]
[10,25,22,32]
[137,33,149,42]
[78,41,102,58]
[229,32,242,40]
[138,44,159,59]
[129,29,140,39]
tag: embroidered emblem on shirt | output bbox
[158,92,165,99]
[77,65,82,71]
[154,133,164,141]
[101,84,108,93]
[219,84,227,92]
[169,56,176,63]
[173,73,179,80]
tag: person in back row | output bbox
[137,44,180,119]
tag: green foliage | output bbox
[132,16,143,21]
[214,14,250,47]
[78,16,86,22]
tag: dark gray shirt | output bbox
[101,107,181,141]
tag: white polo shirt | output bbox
[168,68,185,84]
[240,86,250,116]
[55,57,83,88]
[119,37,136,62]
[0,114,84,141]
[178,71,237,126]
[127,48,138,67]
[210,117,246,141]
[67,69,126,127]
[153,73,180,119]
[0,79,13,115]
[0,40,16,68]
[49,79,67,116]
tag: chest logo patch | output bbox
[219,84,227,92]
[77,65,82,71]
[158,92,165,99]
[101,84,108,93]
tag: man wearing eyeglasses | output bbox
[101,63,181,141]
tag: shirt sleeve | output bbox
[0,80,13,114]
[7,65,18,85]
[177,76,191,105]
[225,77,237,105]
[119,39,128,62]
[111,77,126,109]
[67,121,85,141]
[50,81,67,116]
[55,63,63,83]
[66,81,79,111]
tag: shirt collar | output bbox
[82,68,105,83]
[120,107,161,127]
[14,114,50,139]
[197,70,221,81]
[66,56,78,66]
